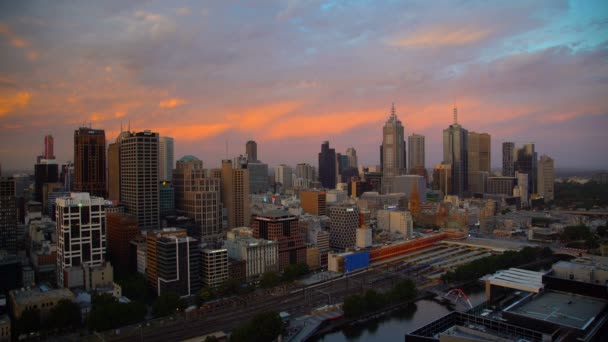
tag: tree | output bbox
[153,292,185,317]
[45,299,81,332]
[260,271,280,288]
[15,308,41,336]
[197,287,215,306]
[281,263,310,282]
[117,273,149,302]
[230,311,284,342]
[87,293,146,331]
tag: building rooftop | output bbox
[505,291,607,330]
[10,286,74,306]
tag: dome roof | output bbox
[179,155,201,162]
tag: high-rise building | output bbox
[300,190,327,216]
[274,164,293,191]
[377,210,413,238]
[318,141,336,189]
[329,206,359,250]
[486,177,517,196]
[34,160,59,202]
[145,228,187,290]
[159,137,174,182]
[120,130,160,231]
[73,128,106,198]
[106,212,139,275]
[156,235,200,297]
[44,134,54,160]
[468,132,491,194]
[443,107,468,196]
[173,155,205,212]
[222,160,250,229]
[55,193,106,288]
[296,163,315,182]
[515,143,537,195]
[502,142,515,177]
[345,147,358,169]
[248,162,269,194]
[246,140,258,162]
[251,211,306,271]
[201,248,229,289]
[538,155,555,202]
[0,177,17,255]
[433,163,452,196]
[159,181,175,217]
[184,178,222,241]
[408,134,425,174]
[382,104,406,177]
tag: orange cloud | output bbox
[0,23,28,48]
[2,124,23,129]
[152,123,231,141]
[114,111,127,118]
[264,110,384,139]
[230,101,300,130]
[159,97,187,108]
[0,91,32,116]
[388,26,492,48]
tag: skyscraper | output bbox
[502,142,515,177]
[221,159,250,229]
[538,155,555,202]
[443,107,468,196]
[345,147,358,169]
[246,140,257,162]
[159,136,174,182]
[408,134,425,174]
[318,141,336,189]
[55,192,106,288]
[0,177,17,255]
[107,131,131,202]
[274,164,293,191]
[44,134,54,160]
[467,132,490,193]
[251,211,306,271]
[382,103,406,177]
[120,130,160,230]
[515,143,537,195]
[73,128,106,198]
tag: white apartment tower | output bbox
[55,192,106,288]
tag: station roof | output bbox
[483,268,544,293]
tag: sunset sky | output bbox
[1,0,607,171]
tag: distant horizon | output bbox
[1,1,607,170]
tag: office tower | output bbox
[251,211,306,271]
[408,134,425,174]
[221,160,250,229]
[201,248,229,289]
[376,210,413,238]
[300,189,327,216]
[156,235,200,297]
[173,155,205,212]
[248,162,269,194]
[468,132,490,194]
[274,164,293,191]
[120,130,160,230]
[159,136,174,182]
[73,127,106,198]
[246,140,258,162]
[502,142,515,177]
[318,141,336,189]
[44,134,54,160]
[329,206,359,250]
[159,181,175,217]
[516,172,529,205]
[442,107,468,196]
[382,103,407,177]
[296,163,314,181]
[515,143,537,195]
[106,213,139,275]
[55,193,106,288]
[107,143,119,202]
[61,161,74,192]
[184,177,222,241]
[0,178,17,255]
[538,155,555,202]
[34,160,59,202]
[145,228,186,292]
[224,235,279,280]
[433,163,452,196]
[345,147,358,168]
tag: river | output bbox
[312,288,486,342]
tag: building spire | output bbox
[453,106,458,125]
[391,102,396,119]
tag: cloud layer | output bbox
[0,0,607,170]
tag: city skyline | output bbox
[1,1,607,170]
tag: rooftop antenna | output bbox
[391,102,396,118]
[453,105,458,125]
[225,139,228,159]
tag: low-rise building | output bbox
[224,236,279,280]
[201,248,229,289]
[9,286,74,320]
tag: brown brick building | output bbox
[300,190,326,216]
[106,212,139,275]
[251,211,306,271]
